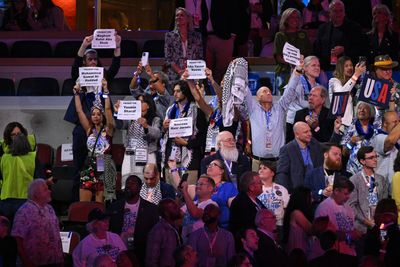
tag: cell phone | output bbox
[178,173,189,189]
[141,52,149,66]
[169,146,178,160]
[359,56,367,65]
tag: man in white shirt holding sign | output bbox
[161,80,208,186]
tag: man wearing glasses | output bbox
[348,146,389,235]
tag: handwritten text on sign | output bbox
[61,143,73,162]
[359,75,392,108]
[283,42,300,65]
[328,92,349,118]
[92,29,116,49]
[117,101,142,120]
[187,60,206,79]
[79,67,104,87]
[169,117,193,138]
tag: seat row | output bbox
[0,39,165,58]
[0,77,149,96]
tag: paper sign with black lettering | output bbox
[61,143,73,162]
[358,75,392,108]
[117,100,142,120]
[60,232,72,253]
[169,117,193,138]
[187,60,206,79]
[79,67,104,87]
[92,29,116,49]
[328,92,350,118]
[283,42,300,65]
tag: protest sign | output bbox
[79,67,103,87]
[169,117,193,138]
[60,232,72,253]
[282,42,300,65]
[92,29,116,49]
[359,75,392,108]
[187,60,206,79]
[328,92,349,118]
[117,101,142,120]
[61,143,73,162]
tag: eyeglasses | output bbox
[221,138,235,143]
[207,162,223,169]
[196,182,208,186]
[364,155,379,160]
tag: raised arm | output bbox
[77,35,93,57]
[73,84,91,134]
[129,62,143,90]
[114,34,121,57]
[102,79,114,136]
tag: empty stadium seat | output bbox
[54,41,82,58]
[55,145,74,167]
[17,77,60,96]
[36,143,54,168]
[142,40,165,58]
[67,201,105,222]
[109,77,131,95]
[121,40,139,58]
[0,42,9,57]
[61,78,76,96]
[11,40,52,57]
[0,78,15,96]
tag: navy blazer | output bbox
[304,166,342,202]
[160,181,176,199]
[276,138,324,193]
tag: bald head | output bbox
[143,163,160,188]
[256,86,273,104]
[293,122,312,145]
[383,111,399,133]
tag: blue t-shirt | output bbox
[211,182,238,228]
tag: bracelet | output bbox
[390,99,395,102]
[116,46,121,49]
[351,75,358,81]
[103,90,109,95]
[170,168,179,173]
[295,68,303,74]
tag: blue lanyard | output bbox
[264,109,272,130]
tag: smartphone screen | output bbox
[141,52,149,66]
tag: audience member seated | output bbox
[257,160,289,242]
[0,122,46,221]
[302,0,329,29]
[146,198,183,267]
[180,175,217,242]
[173,245,198,267]
[164,7,203,83]
[314,0,366,71]
[348,146,389,235]
[309,230,357,267]
[26,0,70,31]
[129,62,174,120]
[286,56,321,142]
[274,8,312,91]
[108,175,159,266]
[254,209,288,267]
[276,122,324,193]
[294,85,334,142]
[1,0,30,31]
[12,179,63,267]
[238,228,260,266]
[341,102,378,175]
[73,81,116,202]
[201,131,250,186]
[187,204,235,267]
[140,163,176,204]
[328,56,366,129]
[73,208,127,267]
[305,143,343,203]
[366,4,399,64]
[115,95,161,183]
[0,216,17,267]
[229,171,265,235]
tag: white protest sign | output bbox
[61,143,73,162]
[117,100,142,120]
[169,117,193,138]
[92,29,116,49]
[283,42,300,65]
[60,232,72,253]
[79,67,104,87]
[187,60,206,79]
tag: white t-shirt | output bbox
[122,200,140,233]
[72,232,127,267]
[315,197,356,256]
[181,198,218,241]
[257,183,290,226]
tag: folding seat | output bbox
[121,39,139,58]
[109,77,132,95]
[54,41,82,58]
[11,40,52,57]
[36,143,54,168]
[61,78,76,96]
[142,39,165,58]
[17,77,60,96]
[0,42,9,57]
[0,78,15,96]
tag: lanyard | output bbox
[224,159,233,175]
[203,227,219,255]
[264,109,272,130]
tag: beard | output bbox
[325,156,342,171]
[219,145,239,162]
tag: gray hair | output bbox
[255,209,274,227]
[311,85,328,99]
[154,71,169,87]
[355,101,376,119]
[27,178,47,200]
[174,7,194,32]
[304,55,319,68]
[279,8,302,32]
[329,0,345,11]
[370,4,392,33]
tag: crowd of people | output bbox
[1,0,400,267]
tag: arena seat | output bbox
[0,42,9,57]
[121,39,139,58]
[17,77,60,96]
[142,39,165,58]
[36,143,54,168]
[67,201,105,222]
[109,77,132,95]
[54,41,82,58]
[55,145,74,167]
[11,40,52,58]
[61,78,76,96]
[0,78,15,96]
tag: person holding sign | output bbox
[273,8,312,92]
[329,56,366,129]
[73,79,116,203]
[165,7,203,83]
[114,94,161,184]
[161,80,207,186]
